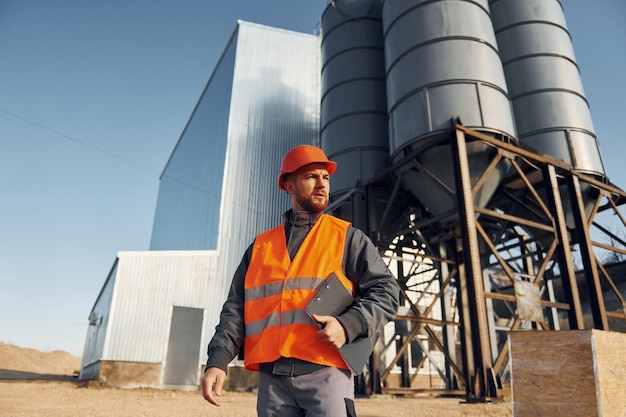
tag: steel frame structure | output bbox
[328,124,626,399]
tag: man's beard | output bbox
[296,194,328,213]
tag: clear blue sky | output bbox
[0,1,624,357]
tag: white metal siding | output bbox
[79,260,118,378]
[218,22,321,277]
[103,251,220,363]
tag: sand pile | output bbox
[0,342,81,375]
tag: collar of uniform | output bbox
[283,209,323,227]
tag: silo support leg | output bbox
[451,129,496,399]
[568,174,608,329]
[543,165,585,329]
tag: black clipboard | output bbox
[305,273,375,375]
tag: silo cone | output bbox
[490,0,606,231]
[321,0,390,206]
[382,0,517,225]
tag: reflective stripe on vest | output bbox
[243,214,353,371]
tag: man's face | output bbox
[284,163,330,213]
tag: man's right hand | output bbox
[201,367,226,406]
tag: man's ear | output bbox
[284,181,294,195]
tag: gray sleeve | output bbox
[206,244,253,373]
[336,228,400,343]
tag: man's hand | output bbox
[201,367,226,406]
[312,314,347,348]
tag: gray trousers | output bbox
[256,367,356,417]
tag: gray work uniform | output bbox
[257,366,356,417]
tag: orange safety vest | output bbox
[243,214,354,372]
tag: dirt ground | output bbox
[0,343,512,417]
[0,381,512,417]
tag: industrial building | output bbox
[79,21,321,388]
[80,1,625,413]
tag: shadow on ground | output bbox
[0,369,76,382]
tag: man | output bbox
[202,145,399,417]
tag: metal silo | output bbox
[489,0,606,178]
[382,0,517,219]
[321,0,389,204]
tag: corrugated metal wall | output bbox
[217,22,321,296]
[79,260,118,379]
[149,32,238,251]
[103,251,220,363]
[150,21,321,256]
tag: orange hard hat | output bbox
[278,145,337,190]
